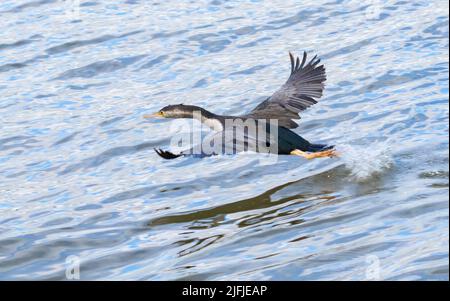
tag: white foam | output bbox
[336,143,393,182]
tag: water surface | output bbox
[0,0,448,280]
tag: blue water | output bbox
[0,0,448,280]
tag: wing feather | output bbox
[243,51,326,128]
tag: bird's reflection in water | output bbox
[147,164,393,259]
[150,164,389,223]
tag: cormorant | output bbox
[145,52,337,160]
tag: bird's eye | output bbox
[160,111,165,116]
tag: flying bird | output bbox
[145,52,337,160]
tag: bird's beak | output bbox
[143,112,164,119]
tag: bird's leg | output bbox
[290,149,338,159]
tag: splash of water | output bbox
[336,143,393,181]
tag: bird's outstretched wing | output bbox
[154,148,181,159]
[243,52,326,128]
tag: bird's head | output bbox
[144,104,207,119]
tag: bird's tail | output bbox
[306,143,335,153]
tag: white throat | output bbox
[202,117,223,131]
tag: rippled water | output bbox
[0,0,448,280]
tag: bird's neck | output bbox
[188,106,223,131]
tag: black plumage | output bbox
[146,52,336,160]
